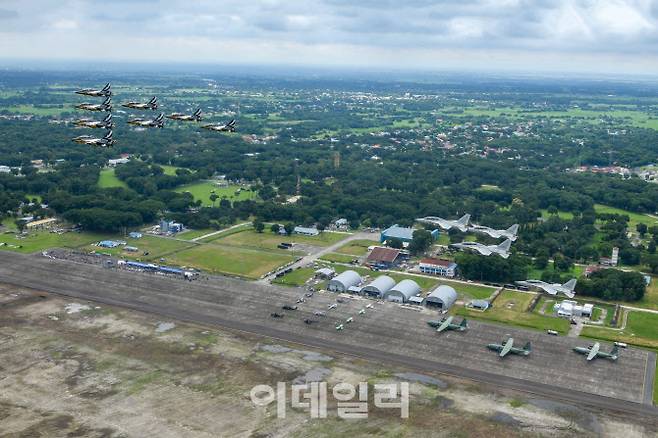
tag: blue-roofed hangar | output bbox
[380,224,439,244]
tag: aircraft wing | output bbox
[587,343,600,361]
[500,338,514,357]
[544,286,558,296]
[437,316,453,333]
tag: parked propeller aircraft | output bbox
[201,119,236,132]
[450,239,512,259]
[75,83,111,97]
[468,223,519,241]
[73,113,113,129]
[127,113,165,128]
[416,214,470,232]
[122,96,158,110]
[166,108,202,122]
[515,278,577,299]
[71,130,114,147]
[574,342,619,361]
[335,324,344,331]
[487,337,532,357]
[75,97,112,112]
[426,316,468,333]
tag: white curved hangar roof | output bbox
[328,270,362,292]
[362,275,396,297]
[383,279,421,303]
[426,285,458,309]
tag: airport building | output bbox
[366,247,402,269]
[419,258,458,278]
[361,275,396,298]
[327,270,362,292]
[380,224,439,244]
[425,285,458,310]
[468,299,490,311]
[160,219,184,234]
[294,226,320,236]
[315,267,336,279]
[383,279,421,303]
[554,300,593,318]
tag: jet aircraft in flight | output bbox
[166,108,202,122]
[468,223,519,241]
[515,278,577,299]
[73,113,113,129]
[71,130,114,147]
[416,214,470,232]
[450,239,512,259]
[75,83,111,97]
[201,119,236,132]
[127,113,165,128]
[122,96,158,110]
[75,97,112,112]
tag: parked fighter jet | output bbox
[75,97,112,112]
[487,337,532,357]
[345,317,353,324]
[574,342,619,361]
[365,303,374,309]
[122,96,158,110]
[468,223,519,241]
[426,316,468,333]
[75,83,111,97]
[166,108,202,122]
[127,113,165,128]
[358,308,366,315]
[201,119,236,132]
[328,303,337,310]
[450,239,512,259]
[335,324,344,331]
[515,278,577,299]
[71,130,114,147]
[416,214,470,232]
[73,113,113,129]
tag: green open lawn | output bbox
[98,168,128,189]
[273,267,317,287]
[319,253,358,264]
[174,181,256,206]
[212,229,349,251]
[593,204,658,229]
[539,209,575,220]
[167,243,295,279]
[335,239,377,256]
[455,290,570,334]
[581,310,658,350]
[626,276,658,311]
[82,235,195,261]
[528,264,585,280]
[0,229,113,253]
[176,228,216,241]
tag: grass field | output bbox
[5,105,68,116]
[626,276,658,311]
[581,310,658,350]
[167,244,295,279]
[174,181,256,206]
[82,235,195,261]
[212,229,349,251]
[528,264,585,280]
[593,204,658,229]
[455,290,571,334]
[335,239,376,256]
[272,267,316,287]
[319,253,357,263]
[176,228,216,241]
[98,168,128,189]
[0,230,113,253]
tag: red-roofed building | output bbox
[366,247,402,269]
[419,258,458,278]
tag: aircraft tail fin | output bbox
[610,345,619,357]
[497,239,512,252]
[155,113,164,122]
[458,214,470,226]
[460,318,468,328]
[149,96,157,104]
[193,108,202,120]
[103,130,113,140]
[103,113,112,122]
[102,83,111,91]
[506,224,519,235]
[563,278,577,291]
[523,341,532,352]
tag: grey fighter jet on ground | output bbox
[73,113,113,129]
[127,113,165,128]
[487,337,532,358]
[166,108,202,122]
[122,96,158,110]
[573,342,619,361]
[75,83,111,97]
[201,119,236,132]
[416,214,470,232]
[75,97,112,112]
[468,223,519,241]
[426,316,468,333]
[515,278,577,299]
[71,130,114,147]
[450,239,512,259]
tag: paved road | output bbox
[0,252,656,421]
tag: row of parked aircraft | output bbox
[425,317,617,360]
[71,83,237,147]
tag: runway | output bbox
[0,251,656,420]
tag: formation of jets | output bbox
[450,239,512,259]
[72,83,238,147]
[573,342,619,361]
[487,337,532,358]
[515,278,577,299]
[427,316,468,333]
[468,223,519,241]
[127,113,165,129]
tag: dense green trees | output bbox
[576,269,646,301]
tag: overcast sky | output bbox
[2,0,658,75]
